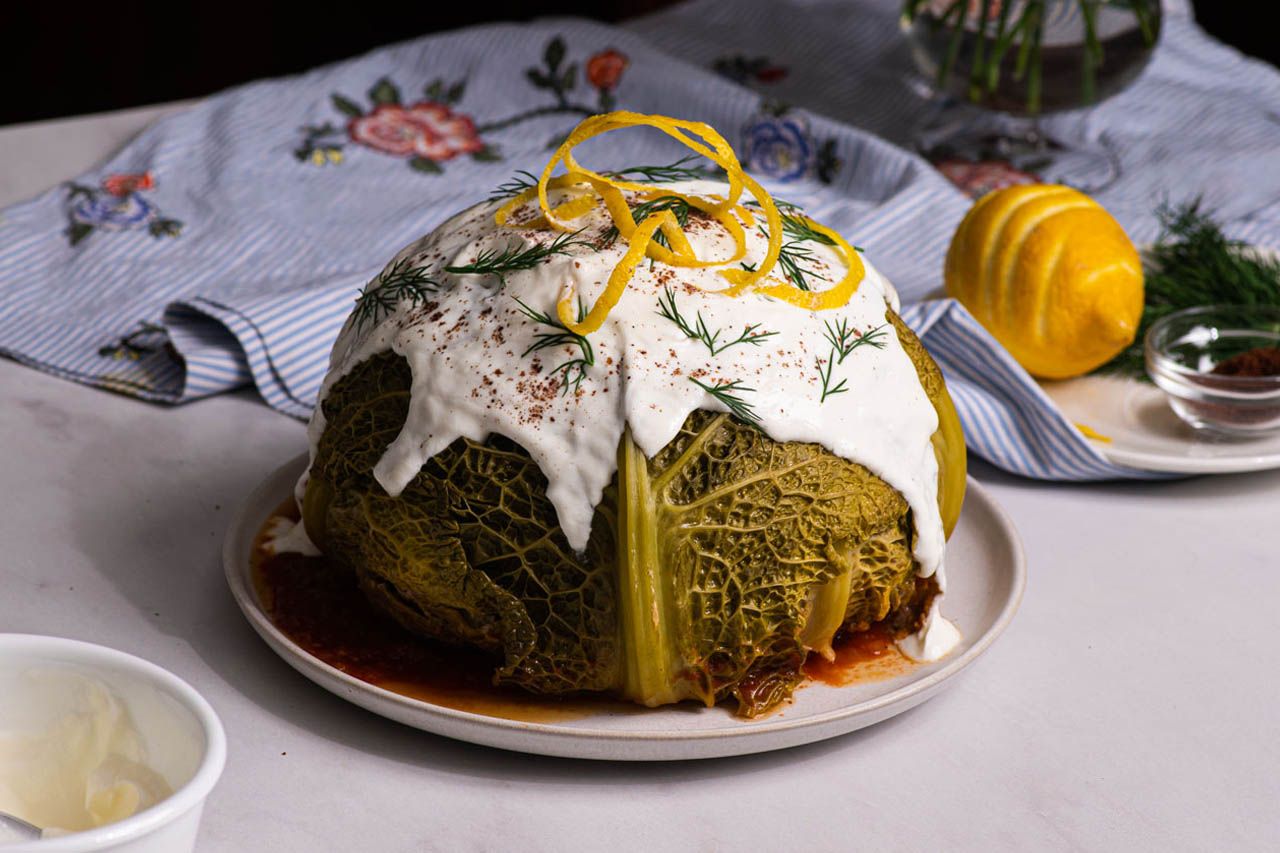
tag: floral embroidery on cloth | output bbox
[296,77,491,173]
[293,37,629,174]
[711,55,789,85]
[585,48,629,110]
[98,321,168,361]
[933,158,1041,198]
[63,172,182,246]
[741,103,841,183]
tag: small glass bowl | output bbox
[1145,305,1280,436]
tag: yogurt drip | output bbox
[306,180,956,660]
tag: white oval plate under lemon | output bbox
[1043,373,1280,474]
[223,455,1024,761]
[1041,243,1280,475]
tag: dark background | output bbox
[1,1,1271,127]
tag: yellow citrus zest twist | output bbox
[1075,423,1113,443]
[492,111,867,336]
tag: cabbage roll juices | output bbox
[304,173,956,662]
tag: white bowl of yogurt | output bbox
[0,635,225,851]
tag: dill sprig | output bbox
[780,212,836,246]
[488,169,539,201]
[1094,200,1280,378]
[745,198,802,212]
[816,321,887,404]
[487,156,720,207]
[689,377,763,428]
[824,320,887,363]
[759,225,823,292]
[758,213,854,291]
[514,297,594,395]
[657,286,777,355]
[606,156,724,184]
[444,230,596,284]
[601,195,692,248]
[353,258,442,330]
[816,355,848,402]
[749,204,864,254]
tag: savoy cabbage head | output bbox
[303,310,965,716]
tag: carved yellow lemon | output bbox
[944,184,1144,379]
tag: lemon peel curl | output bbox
[494,111,865,336]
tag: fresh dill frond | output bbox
[488,169,539,201]
[758,225,822,292]
[777,241,820,291]
[514,296,595,395]
[1095,200,1280,378]
[601,195,692,248]
[744,198,802,211]
[656,286,777,355]
[824,320,887,364]
[815,321,886,405]
[757,223,834,292]
[633,195,691,228]
[606,156,724,184]
[548,356,593,395]
[780,212,836,246]
[816,355,848,402]
[445,230,596,285]
[689,376,763,428]
[353,258,442,330]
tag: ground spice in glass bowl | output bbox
[1210,346,1280,377]
[1145,305,1280,436]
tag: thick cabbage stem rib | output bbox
[800,559,854,662]
[616,429,686,706]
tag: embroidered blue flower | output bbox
[742,113,815,181]
[71,194,157,231]
[64,175,182,247]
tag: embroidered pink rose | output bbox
[406,103,485,159]
[347,102,483,161]
[934,158,1040,199]
[103,172,155,197]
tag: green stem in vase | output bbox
[908,0,1158,116]
[1129,0,1156,44]
[1027,13,1044,115]
[1013,2,1040,83]
[967,0,995,102]
[1079,0,1102,107]
[983,0,1016,96]
[937,0,970,95]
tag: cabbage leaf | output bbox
[304,310,965,716]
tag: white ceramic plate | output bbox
[224,455,1025,761]
[1042,374,1280,474]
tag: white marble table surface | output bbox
[2,105,1278,852]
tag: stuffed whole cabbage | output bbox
[294,113,966,717]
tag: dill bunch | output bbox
[1094,201,1280,379]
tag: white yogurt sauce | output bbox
[302,180,957,660]
[0,671,171,836]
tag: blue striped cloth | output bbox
[0,0,1274,481]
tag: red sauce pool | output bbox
[252,504,919,722]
